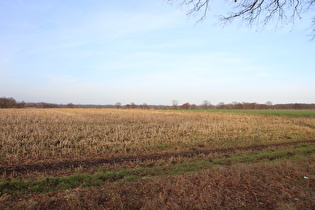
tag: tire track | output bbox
[1,140,314,175]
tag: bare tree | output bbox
[115,102,122,109]
[130,102,137,109]
[140,103,149,109]
[66,103,75,108]
[265,101,273,106]
[172,100,179,109]
[167,0,315,38]
[202,100,211,109]
[0,97,17,108]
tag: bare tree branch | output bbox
[168,0,315,39]
[168,0,211,21]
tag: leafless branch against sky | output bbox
[168,0,315,37]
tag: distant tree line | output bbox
[0,97,26,108]
[1,97,315,110]
[174,101,315,110]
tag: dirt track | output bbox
[1,140,314,175]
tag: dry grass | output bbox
[1,158,314,209]
[1,108,315,166]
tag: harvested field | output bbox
[0,108,315,209]
[1,108,315,165]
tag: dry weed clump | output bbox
[1,108,315,165]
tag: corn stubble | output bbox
[1,108,315,166]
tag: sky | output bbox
[0,0,314,106]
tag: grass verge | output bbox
[182,109,315,117]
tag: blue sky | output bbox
[0,0,314,105]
